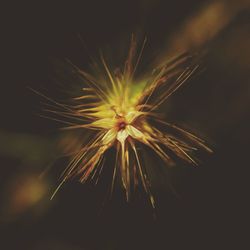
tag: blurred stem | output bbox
[0,130,59,166]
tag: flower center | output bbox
[116,120,127,131]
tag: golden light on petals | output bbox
[42,37,212,207]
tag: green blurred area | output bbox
[0,130,58,166]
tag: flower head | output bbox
[45,37,212,207]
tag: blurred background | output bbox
[1,0,250,249]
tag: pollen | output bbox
[117,120,127,130]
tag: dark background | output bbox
[1,0,250,249]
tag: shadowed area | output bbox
[1,0,250,249]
